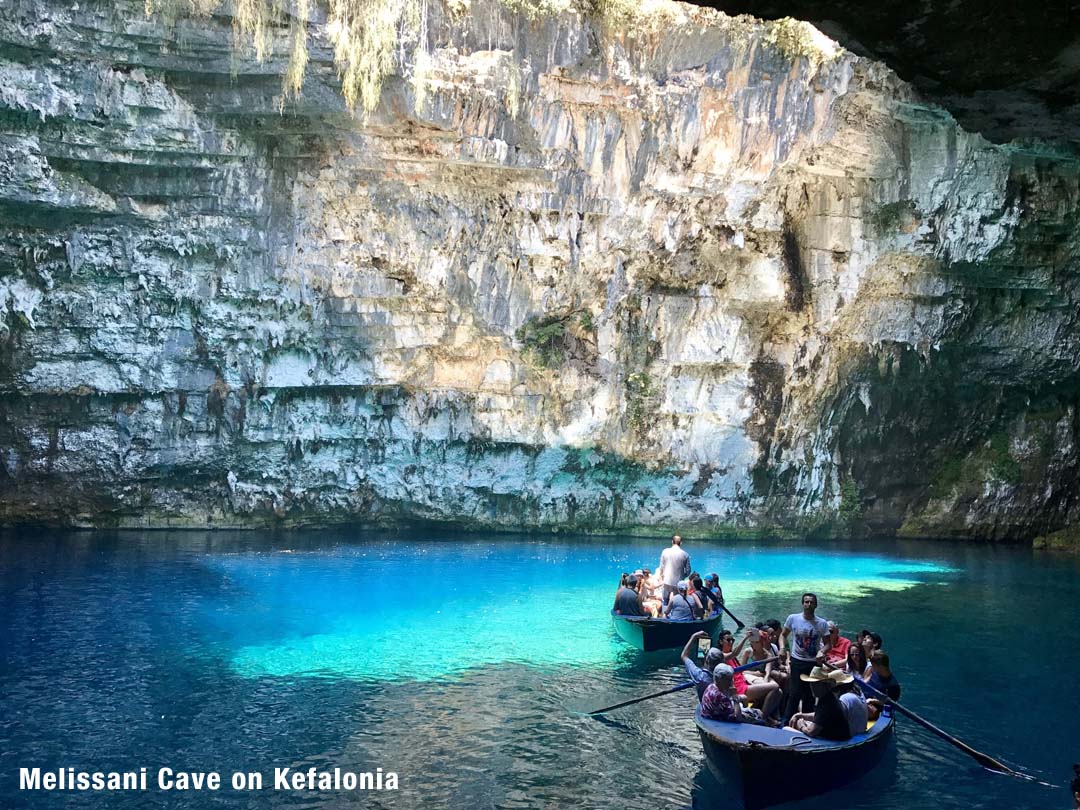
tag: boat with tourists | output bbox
[611,610,723,651]
[694,704,895,809]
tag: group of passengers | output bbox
[613,535,724,619]
[682,591,902,742]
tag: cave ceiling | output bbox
[695,0,1080,147]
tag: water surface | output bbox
[1,530,1076,809]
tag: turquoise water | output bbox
[208,542,953,680]
[1,530,1076,809]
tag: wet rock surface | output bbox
[1,0,1078,541]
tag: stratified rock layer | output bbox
[1,0,1079,539]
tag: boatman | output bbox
[657,534,691,604]
[779,592,830,725]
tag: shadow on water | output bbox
[687,739,900,810]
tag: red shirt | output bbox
[726,656,747,695]
[826,635,851,667]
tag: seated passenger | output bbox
[688,574,715,616]
[866,650,901,700]
[846,639,867,678]
[681,630,725,700]
[785,666,852,741]
[705,573,724,606]
[824,621,851,670]
[830,670,869,736]
[663,580,700,622]
[860,632,883,678]
[613,574,645,616]
[639,568,662,617]
[729,628,783,719]
[701,664,768,724]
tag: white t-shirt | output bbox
[783,612,830,661]
[839,692,869,737]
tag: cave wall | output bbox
[1,0,1079,539]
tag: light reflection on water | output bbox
[205,543,955,680]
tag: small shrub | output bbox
[515,315,567,369]
[838,477,861,526]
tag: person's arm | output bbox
[730,633,749,661]
[802,719,822,738]
[691,591,708,617]
[779,623,791,657]
[728,688,743,720]
[681,630,709,664]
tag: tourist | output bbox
[730,628,784,719]
[663,580,699,621]
[865,650,901,700]
[739,626,776,667]
[613,574,645,616]
[846,638,867,678]
[639,568,662,617]
[779,593,830,724]
[785,665,851,741]
[763,618,788,691]
[824,621,851,669]
[860,632,883,677]
[764,619,783,655]
[830,670,869,737]
[705,572,724,606]
[689,574,716,617]
[615,572,629,599]
[658,535,691,603]
[700,664,768,725]
[681,630,725,700]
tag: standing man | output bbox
[779,592,830,725]
[658,535,691,604]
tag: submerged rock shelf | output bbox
[1,0,1079,541]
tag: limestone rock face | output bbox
[1,0,1078,539]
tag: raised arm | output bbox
[730,632,749,661]
[681,630,709,664]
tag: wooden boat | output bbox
[695,705,895,809]
[610,609,723,652]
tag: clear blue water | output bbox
[1,529,1077,809]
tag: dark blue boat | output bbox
[611,610,723,652]
[695,706,895,809]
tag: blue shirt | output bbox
[614,586,644,616]
[684,658,713,700]
[666,594,696,621]
[867,670,901,700]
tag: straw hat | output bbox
[799,665,834,683]
[828,669,854,686]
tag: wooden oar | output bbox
[719,603,746,629]
[854,675,1033,780]
[587,657,778,715]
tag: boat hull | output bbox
[695,707,895,809]
[611,610,723,652]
